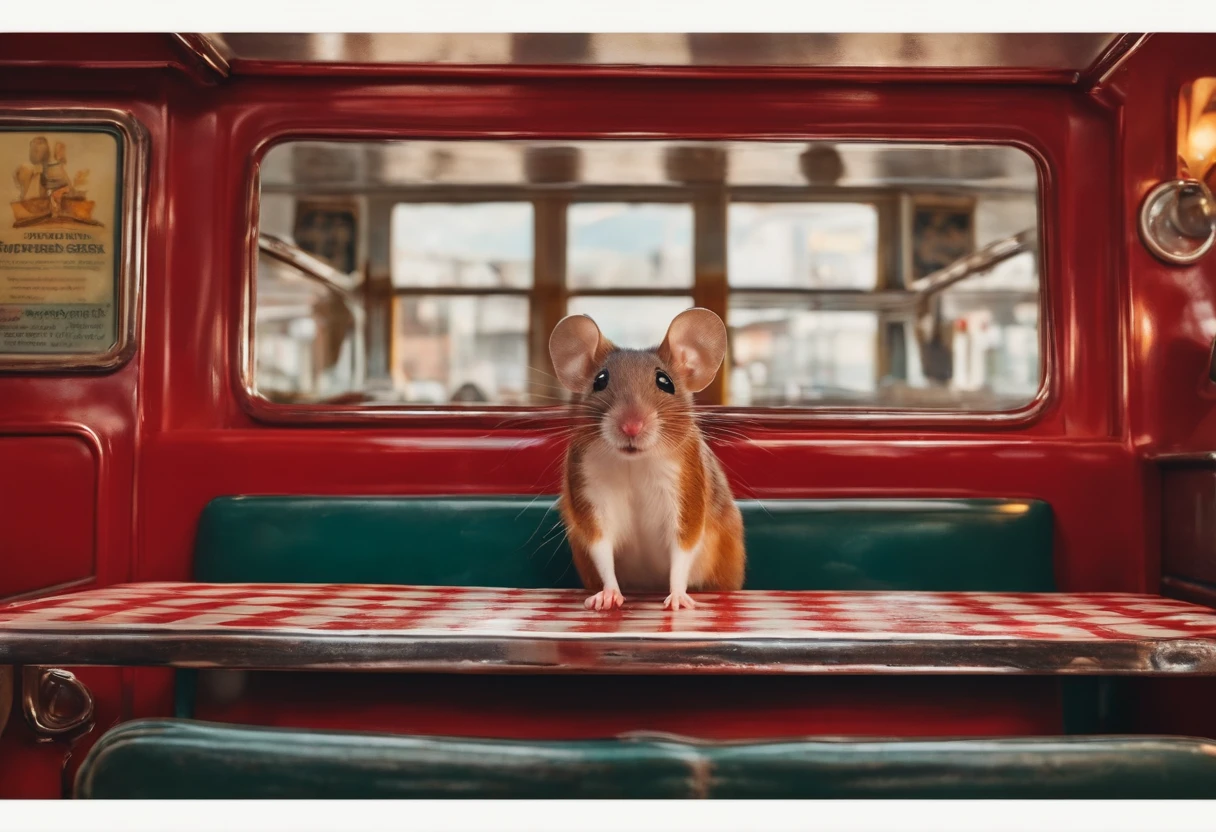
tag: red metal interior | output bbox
[2,32,1216,798]
[193,673,1066,739]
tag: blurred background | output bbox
[255,138,1040,410]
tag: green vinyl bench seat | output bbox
[75,719,1216,799]
[194,496,1056,591]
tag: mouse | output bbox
[549,307,746,612]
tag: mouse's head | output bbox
[549,308,728,457]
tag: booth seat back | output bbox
[194,496,1056,591]
[77,720,1216,799]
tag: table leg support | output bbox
[21,666,95,743]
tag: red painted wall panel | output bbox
[194,673,1064,740]
[0,74,164,797]
[0,434,97,600]
[1117,35,1216,456]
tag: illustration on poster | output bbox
[11,136,100,229]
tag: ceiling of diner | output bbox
[201,33,1120,73]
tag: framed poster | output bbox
[0,110,146,371]
[292,198,359,275]
[908,194,976,282]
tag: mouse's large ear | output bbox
[549,314,611,392]
[658,308,728,393]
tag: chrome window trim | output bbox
[239,135,1051,428]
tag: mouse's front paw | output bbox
[585,588,626,611]
[663,592,697,611]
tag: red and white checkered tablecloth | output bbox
[3,583,1216,642]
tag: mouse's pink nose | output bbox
[620,418,645,438]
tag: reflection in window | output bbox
[965,198,1040,290]
[392,295,530,405]
[729,203,878,290]
[391,203,533,289]
[567,204,693,289]
[254,253,359,404]
[566,296,694,350]
[385,202,533,406]
[930,250,1040,399]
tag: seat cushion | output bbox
[76,719,1216,799]
[194,496,1055,591]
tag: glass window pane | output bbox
[567,203,693,290]
[254,254,359,404]
[931,250,1040,401]
[391,203,533,289]
[729,203,878,289]
[391,295,529,405]
[260,139,1041,414]
[728,298,878,406]
[963,197,1040,290]
[566,296,694,349]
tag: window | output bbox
[253,140,1043,414]
[726,202,882,406]
[567,203,694,349]
[729,302,879,407]
[387,203,532,404]
[391,203,532,290]
[254,247,361,404]
[391,295,530,405]
[567,203,693,290]
[728,203,878,290]
[567,296,695,348]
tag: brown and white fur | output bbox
[549,308,745,612]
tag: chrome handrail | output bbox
[257,233,365,389]
[259,232,360,295]
[909,228,1037,299]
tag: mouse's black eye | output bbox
[592,369,609,392]
[655,371,675,394]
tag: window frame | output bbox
[242,138,1049,428]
